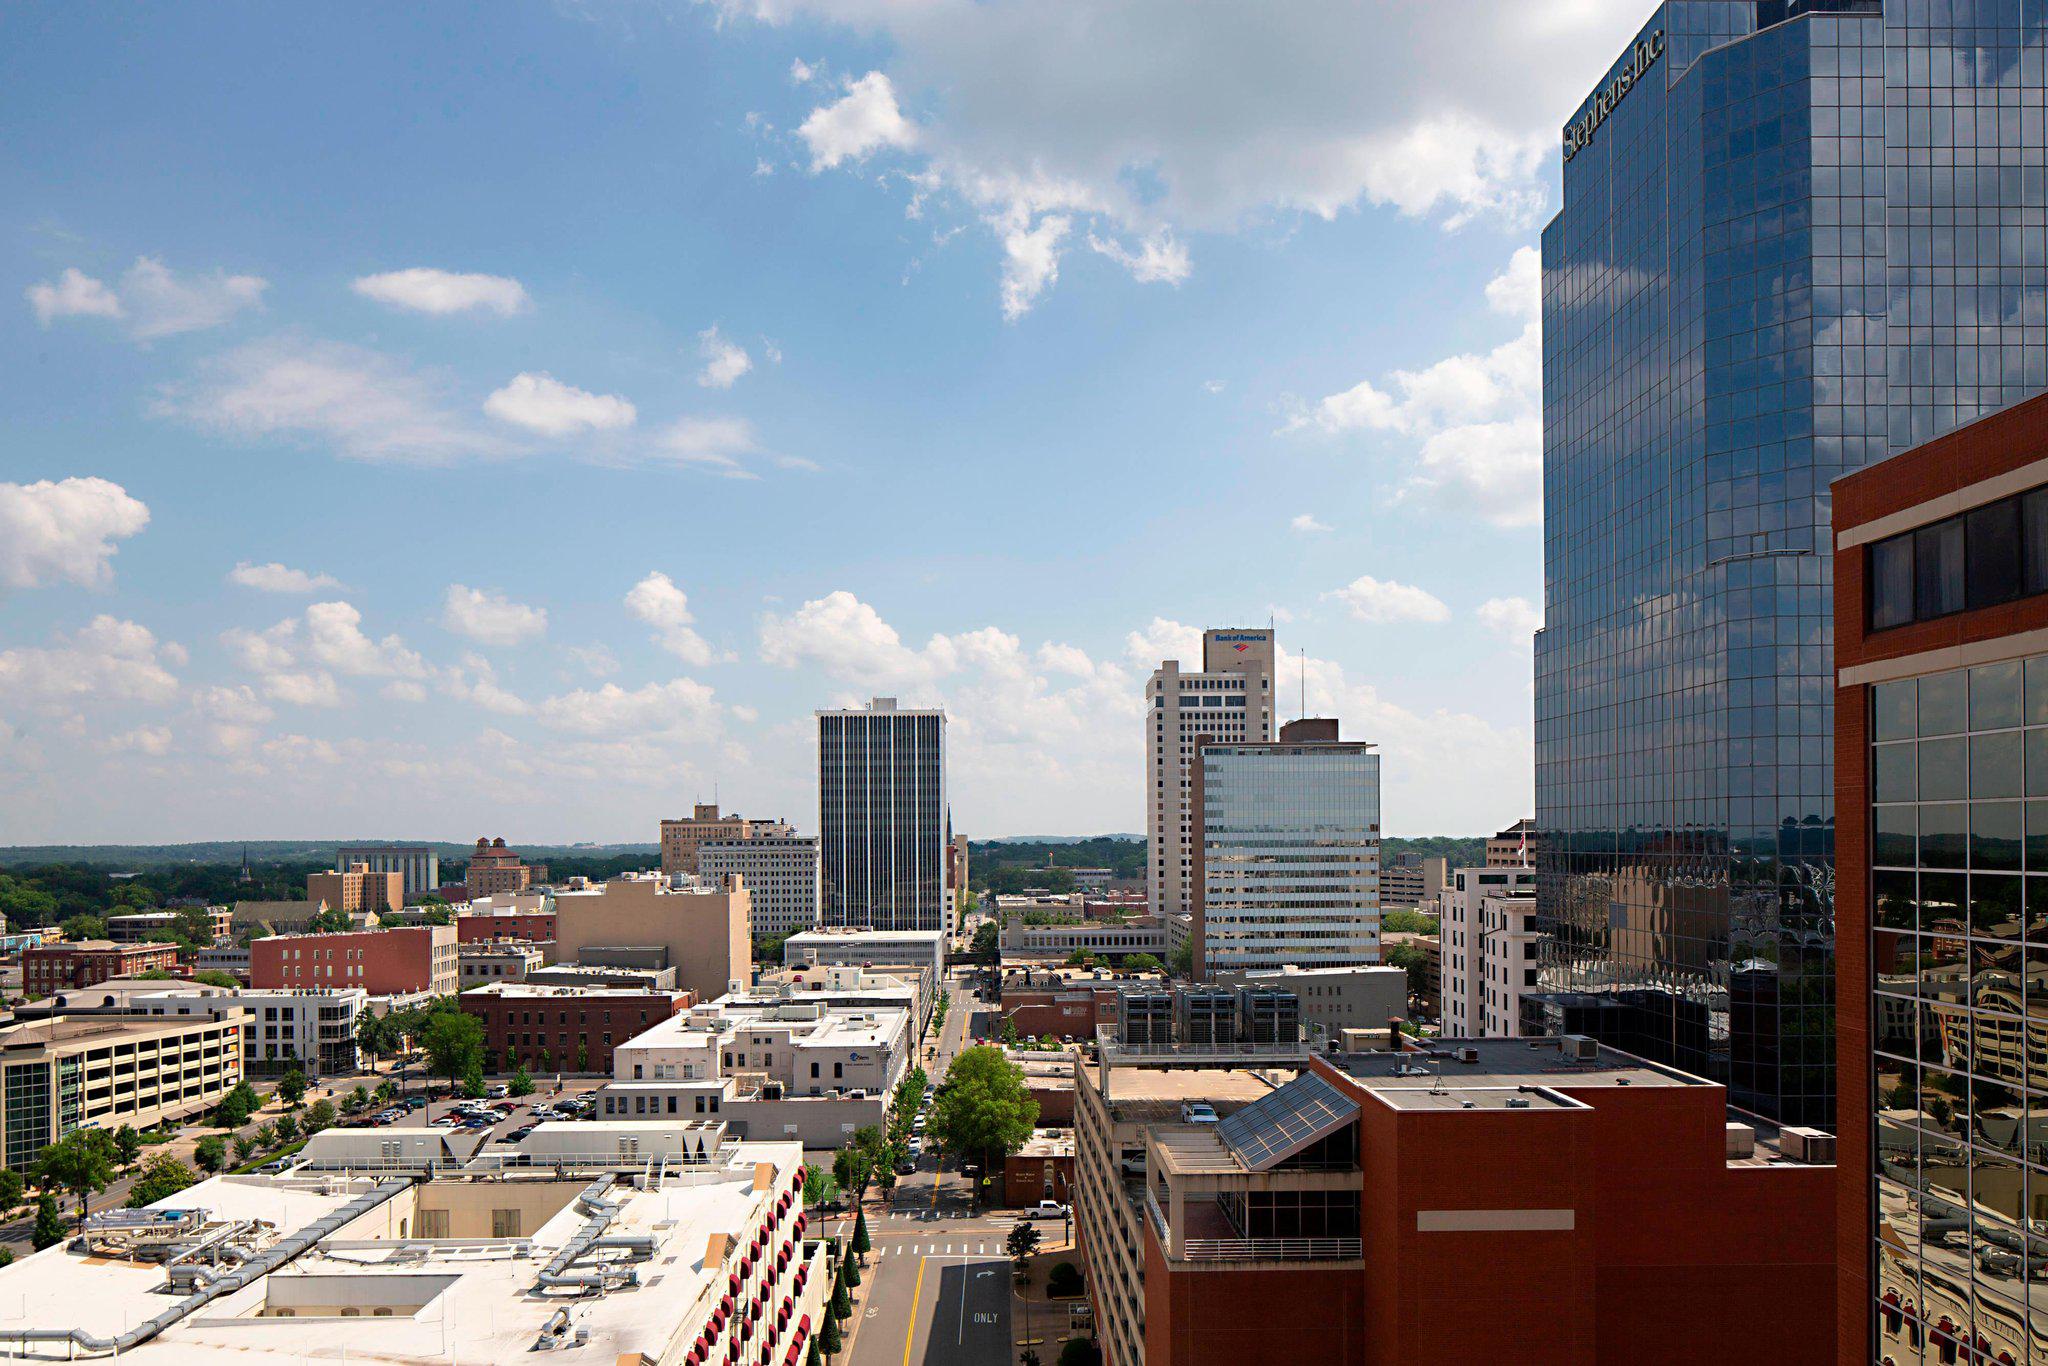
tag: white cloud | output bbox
[223,600,426,709]
[626,572,733,666]
[26,268,122,324]
[703,2,1640,313]
[159,336,507,464]
[759,590,950,689]
[1324,574,1451,624]
[351,268,531,317]
[383,680,429,703]
[1290,246,1541,527]
[1477,595,1542,644]
[439,656,529,716]
[300,601,428,678]
[0,616,182,708]
[1123,617,1203,670]
[696,327,753,389]
[29,258,266,339]
[996,211,1071,321]
[535,678,722,738]
[1086,231,1191,286]
[651,416,766,478]
[790,57,817,83]
[191,684,273,727]
[1290,513,1332,534]
[227,560,341,593]
[260,671,344,708]
[563,643,619,677]
[484,372,636,436]
[800,71,919,171]
[0,477,150,591]
[100,725,173,756]
[442,584,549,647]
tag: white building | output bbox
[817,697,948,933]
[701,834,821,937]
[128,986,366,1077]
[1479,892,1540,1037]
[781,925,946,978]
[1145,628,1276,920]
[1437,864,1538,1037]
[336,843,440,897]
[1194,717,1379,974]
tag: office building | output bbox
[0,1138,831,1366]
[1213,964,1408,1044]
[306,863,404,921]
[1834,392,2048,1364]
[699,834,821,937]
[249,924,458,997]
[458,940,544,987]
[1145,627,1278,920]
[999,912,1170,962]
[334,843,439,898]
[24,940,179,993]
[0,1013,246,1170]
[1080,1039,1834,1366]
[1194,717,1380,975]
[128,986,365,1076]
[455,897,556,948]
[1534,1,2048,1124]
[105,906,232,945]
[817,696,947,932]
[1437,865,1539,1039]
[948,832,971,925]
[459,982,689,1074]
[781,925,947,979]
[659,804,795,876]
[1378,854,1445,910]
[1484,818,1537,868]
[552,873,751,1003]
[464,836,540,896]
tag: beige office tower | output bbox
[1144,627,1276,921]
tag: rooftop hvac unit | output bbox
[1725,1123,1757,1159]
[1455,1047,1479,1064]
[1780,1127,1836,1165]
[1560,1034,1599,1062]
[1177,988,1235,1048]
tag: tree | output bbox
[276,1068,308,1108]
[126,1153,198,1207]
[31,1194,66,1250]
[59,913,107,943]
[0,1246,14,1267]
[1063,950,1098,969]
[852,1208,871,1258]
[1057,1339,1101,1366]
[830,1257,852,1319]
[460,1062,486,1099]
[1167,941,1194,979]
[193,1135,228,1174]
[803,1164,840,1210]
[1007,1221,1041,1267]
[214,1080,260,1128]
[930,1046,1038,1179]
[36,1128,118,1218]
[970,921,1000,966]
[575,1041,589,1072]
[233,1134,256,1162]
[0,1168,24,1210]
[417,905,453,927]
[1046,1261,1084,1297]
[303,1099,336,1134]
[255,1122,278,1149]
[273,1112,300,1144]
[832,1144,870,1198]
[113,1124,143,1168]
[356,1012,393,1068]
[1000,1016,1020,1047]
[509,1065,535,1097]
[342,1084,370,1114]
[191,970,241,989]
[819,1311,843,1356]
[1120,953,1163,975]
[173,905,217,947]
[538,1046,553,1072]
[422,1012,485,1092]
[1382,909,1440,935]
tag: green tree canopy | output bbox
[930,1046,1037,1166]
[423,1012,486,1089]
[193,1135,227,1173]
[31,1194,66,1249]
[59,913,107,942]
[191,969,241,989]
[276,1068,308,1107]
[126,1152,198,1207]
[36,1128,118,1217]
[1167,942,1194,978]
[1120,953,1163,974]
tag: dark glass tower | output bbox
[1531,0,2048,1126]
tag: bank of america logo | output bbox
[1232,643,1250,653]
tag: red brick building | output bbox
[24,940,180,994]
[1831,392,2048,1366]
[459,983,690,1074]
[464,836,539,896]
[456,910,558,945]
[1079,1039,1835,1366]
[249,924,457,996]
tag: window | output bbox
[1870,535,1914,629]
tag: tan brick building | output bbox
[659,804,794,876]
[306,863,404,920]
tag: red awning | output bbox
[729,1273,741,1295]
[798,1314,812,1335]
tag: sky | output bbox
[0,0,1648,845]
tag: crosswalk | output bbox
[881,1241,1003,1256]
[877,1208,1018,1225]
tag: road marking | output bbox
[901,1257,928,1366]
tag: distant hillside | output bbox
[1383,835,1488,867]
[0,840,658,869]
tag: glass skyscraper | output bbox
[1532,0,2048,1125]
[817,697,948,932]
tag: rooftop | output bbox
[1093,1064,1291,1124]
[1329,1037,1696,1093]
[463,982,680,1000]
[784,927,944,942]
[0,1143,817,1366]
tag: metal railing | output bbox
[1178,1237,1363,1262]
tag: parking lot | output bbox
[344,1075,612,1148]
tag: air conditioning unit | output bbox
[1781,1127,1836,1165]
[1455,1047,1480,1064]
[1725,1123,1756,1159]
[1560,1034,1598,1062]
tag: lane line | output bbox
[900,1256,928,1366]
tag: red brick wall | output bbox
[24,942,180,992]
[456,912,557,944]
[1003,990,1110,1040]
[1143,1216,1367,1366]
[461,990,687,1073]
[1028,1081,1074,1126]
[1000,1152,1072,1207]
[251,926,443,994]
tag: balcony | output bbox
[1179,1236,1363,1262]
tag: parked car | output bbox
[894,1158,916,1175]
[1181,1102,1219,1125]
[506,1125,536,1143]
[1024,1201,1069,1221]
[485,1083,510,1099]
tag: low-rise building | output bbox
[24,939,180,994]
[553,873,750,1003]
[455,897,557,949]
[306,863,404,920]
[781,926,946,978]
[1378,930,1439,1019]
[250,924,458,997]
[191,943,251,983]
[1378,854,1446,910]
[1001,969,1130,1041]
[526,960,679,992]
[106,906,233,945]
[0,1135,831,1366]
[1213,964,1407,1046]
[1485,817,1537,867]
[230,898,325,937]
[0,1012,246,1169]
[699,834,820,937]
[460,982,690,1074]
[458,940,544,987]
[128,986,364,1076]
[999,915,1169,963]
[1003,1130,1075,1208]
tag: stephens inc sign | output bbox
[1562,29,1664,162]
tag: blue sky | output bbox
[0,1,1646,844]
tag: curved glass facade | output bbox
[1533,0,2048,1127]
